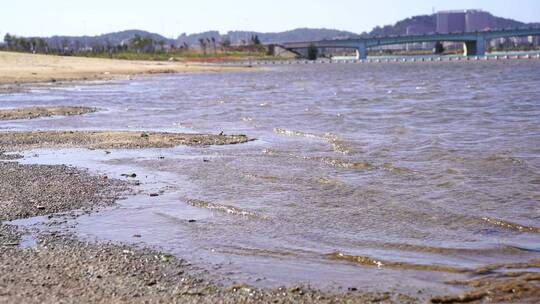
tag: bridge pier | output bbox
[464,38,486,56]
[355,43,368,60]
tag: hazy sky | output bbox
[1,0,539,38]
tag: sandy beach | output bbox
[0,51,245,85]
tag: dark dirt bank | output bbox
[0,130,252,151]
[0,106,97,121]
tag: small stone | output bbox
[36,205,46,210]
[159,254,172,263]
[149,193,159,197]
[289,286,302,293]
[133,234,142,238]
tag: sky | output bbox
[1,0,539,38]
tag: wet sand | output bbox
[0,106,97,121]
[0,51,246,85]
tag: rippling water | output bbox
[2,61,540,293]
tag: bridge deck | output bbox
[281,27,540,50]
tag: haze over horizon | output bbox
[1,0,539,39]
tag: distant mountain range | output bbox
[43,30,170,49]
[43,28,359,49]
[14,12,539,49]
[176,28,359,46]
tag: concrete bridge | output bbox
[281,27,540,59]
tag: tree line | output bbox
[197,35,262,55]
[2,33,267,56]
[2,33,172,54]
[3,34,49,52]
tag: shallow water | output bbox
[2,61,540,293]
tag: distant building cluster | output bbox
[436,10,492,33]
[432,9,537,50]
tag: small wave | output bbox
[273,128,320,139]
[378,242,531,255]
[154,212,192,224]
[327,252,469,273]
[317,176,347,188]
[243,173,279,181]
[216,245,301,258]
[313,157,372,170]
[273,128,355,154]
[380,163,416,174]
[173,122,194,129]
[311,157,414,175]
[262,148,280,156]
[186,199,268,220]
[481,217,540,233]
[483,154,525,166]
[475,259,540,274]
[323,133,355,155]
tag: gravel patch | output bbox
[0,233,419,304]
[0,162,125,221]
[0,106,97,121]
[0,131,252,151]
[0,151,23,160]
[0,224,20,247]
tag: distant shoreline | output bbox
[0,51,249,85]
[227,51,540,66]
